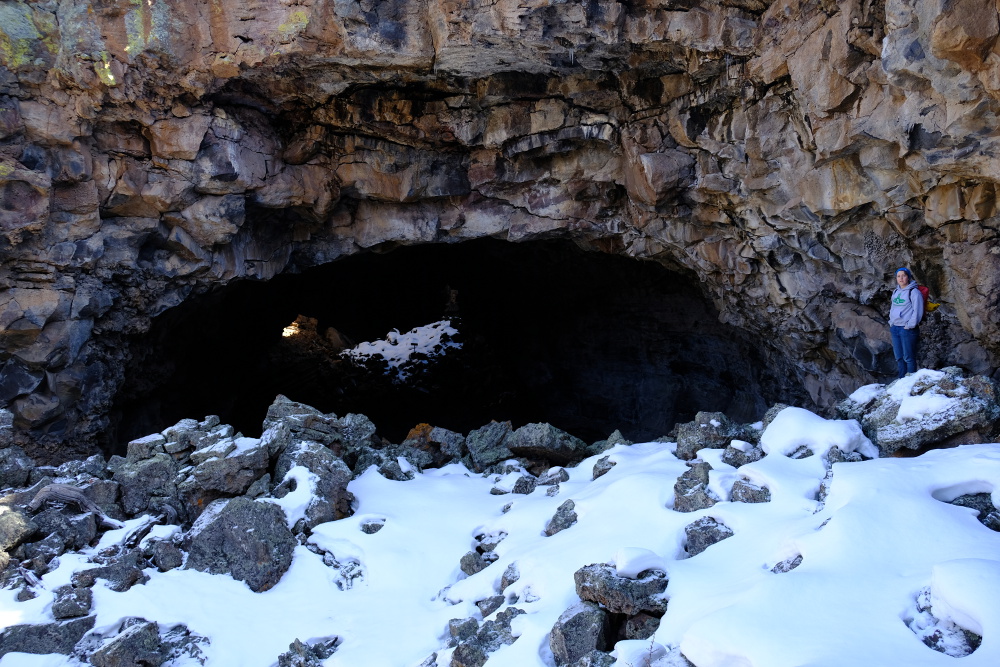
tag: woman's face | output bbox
[896,270,910,288]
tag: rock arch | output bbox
[0,0,998,461]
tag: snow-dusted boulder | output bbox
[684,517,734,557]
[465,421,514,472]
[184,497,296,592]
[549,601,611,666]
[272,440,354,531]
[506,422,595,466]
[838,368,1000,455]
[675,412,756,460]
[0,615,95,658]
[673,461,719,513]
[573,563,668,616]
[0,446,34,489]
[451,607,525,667]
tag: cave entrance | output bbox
[106,239,801,453]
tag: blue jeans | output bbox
[890,325,919,378]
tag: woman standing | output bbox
[889,267,924,379]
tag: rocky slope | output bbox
[0,0,999,460]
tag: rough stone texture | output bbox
[71,548,149,593]
[573,563,668,616]
[272,439,354,531]
[730,478,771,503]
[0,446,34,489]
[3,0,1000,461]
[544,500,578,536]
[476,595,505,618]
[465,422,514,473]
[0,615,95,658]
[0,506,36,551]
[451,607,525,667]
[51,585,93,619]
[460,551,494,576]
[592,456,616,480]
[624,612,661,640]
[549,601,611,667]
[113,454,177,516]
[771,554,803,573]
[837,368,1000,455]
[89,619,164,667]
[505,423,594,465]
[949,492,1000,531]
[674,461,719,513]
[538,467,570,486]
[675,412,754,460]
[684,516,735,557]
[722,440,764,468]
[276,638,339,667]
[184,496,297,593]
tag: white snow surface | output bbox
[341,320,461,379]
[4,414,1000,666]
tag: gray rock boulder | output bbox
[0,446,34,489]
[505,423,592,465]
[71,548,150,592]
[721,440,764,468]
[31,507,97,550]
[684,517,734,557]
[592,456,615,480]
[460,550,496,576]
[538,467,570,486]
[277,637,339,667]
[0,615,95,659]
[188,436,270,495]
[837,368,1000,455]
[262,397,378,465]
[113,454,177,516]
[545,500,578,536]
[549,601,611,666]
[89,619,164,667]
[574,563,668,616]
[673,461,719,513]
[0,506,36,551]
[185,497,297,592]
[624,612,660,640]
[730,478,770,503]
[273,440,354,531]
[675,412,754,460]
[476,595,504,617]
[465,421,514,472]
[949,493,1000,531]
[51,585,92,619]
[450,607,525,667]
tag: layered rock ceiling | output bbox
[1,0,999,461]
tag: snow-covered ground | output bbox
[3,407,1000,666]
[341,320,461,381]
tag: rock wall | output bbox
[0,0,999,460]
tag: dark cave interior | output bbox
[106,239,805,454]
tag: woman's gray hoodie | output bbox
[890,282,924,329]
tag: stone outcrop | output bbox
[837,367,1000,455]
[0,0,999,462]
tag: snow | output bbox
[760,406,878,459]
[341,320,461,380]
[848,383,883,405]
[4,411,1000,666]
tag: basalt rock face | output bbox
[1,0,999,461]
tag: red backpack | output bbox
[915,285,939,323]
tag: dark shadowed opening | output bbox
[105,239,806,453]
